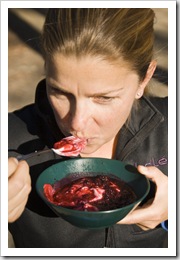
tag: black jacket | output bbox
[8,79,168,248]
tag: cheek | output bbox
[103,101,133,128]
[92,107,124,136]
[49,96,70,120]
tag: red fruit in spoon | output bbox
[52,136,87,156]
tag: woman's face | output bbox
[46,54,142,157]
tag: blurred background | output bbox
[8,8,168,112]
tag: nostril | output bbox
[73,132,85,139]
[76,132,85,139]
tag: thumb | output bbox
[137,165,163,184]
[8,157,19,178]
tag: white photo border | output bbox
[1,0,176,257]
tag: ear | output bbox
[135,60,157,99]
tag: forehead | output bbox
[45,54,139,91]
[46,53,136,76]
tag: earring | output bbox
[136,92,141,97]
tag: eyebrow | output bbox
[47,81,71,94]
[47,80,123,96]
[92,87,124,96]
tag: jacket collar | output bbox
[115,96,165,160]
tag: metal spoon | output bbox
[8,148,76,161]
[15,149,76,161]
[8,136,86,164]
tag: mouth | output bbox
[67,132,97,146]
[84,137,98,146]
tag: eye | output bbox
[49,86,64,94]
[94,96,114,103]
[48,85,70,99]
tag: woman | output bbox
[8,8,168,248]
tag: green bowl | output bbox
[36,158,150,229]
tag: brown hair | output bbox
[41,8,155,81]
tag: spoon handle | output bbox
[13,149,76,162]
[15,149,53,161]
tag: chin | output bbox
[80,145,97,154]
[80,143,104,157]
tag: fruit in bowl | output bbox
[43,174,137,212]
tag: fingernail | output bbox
[138,165,148,172]
[12,157,18,165]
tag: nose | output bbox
[70,100,91,134]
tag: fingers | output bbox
[119,203,153,226]
[8,160,31,200]
[119,165,168,230]
[8,158,31,222]
[8,195,29,223]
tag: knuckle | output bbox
[24,183,32,196]
[13,178,25,191]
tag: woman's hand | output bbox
[8,158,31,223]
[118,165,168,230]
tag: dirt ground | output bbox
[8,8,168,112]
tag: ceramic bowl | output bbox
[36,158,150,229]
